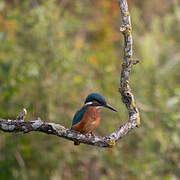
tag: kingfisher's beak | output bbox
[104,104,118,112]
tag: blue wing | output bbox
[72,106,88,127]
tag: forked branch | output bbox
[0,0,140,148]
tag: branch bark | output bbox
[0,0,140,148]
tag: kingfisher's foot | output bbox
[84,133,89,138]
[84,133,94,138]
[90,132,95,136]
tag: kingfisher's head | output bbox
[84,93,117,112]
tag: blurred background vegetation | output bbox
[0,0,180,179]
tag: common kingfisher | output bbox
[71,93,117,145]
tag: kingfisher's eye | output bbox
[92,100,100,104]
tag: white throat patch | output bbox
[96,106,101,109]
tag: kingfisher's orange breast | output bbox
[72,106,101,134]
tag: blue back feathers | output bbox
[72,105,88,126]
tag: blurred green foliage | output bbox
[0,0,180,179]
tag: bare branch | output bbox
[0,0,140,148]
[117,0,140,128]
[0,118,115,147]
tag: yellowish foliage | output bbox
[89,56,99,66]
[0,16,17,39]
[75,39,84,49]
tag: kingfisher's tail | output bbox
[74,140,80,146]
